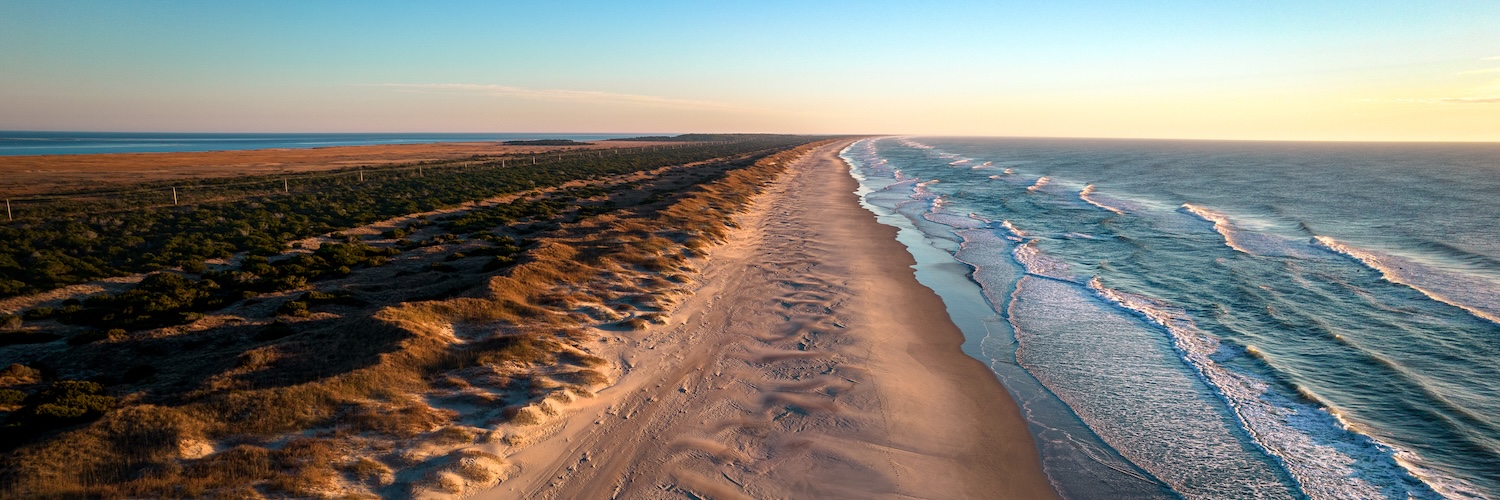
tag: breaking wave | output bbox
[1313,236,1500,326]
[1079,184,1127,214]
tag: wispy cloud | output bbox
[1365,97,1500,104]
[369,83,761,113]
[1456,67,1500,76]
[1434,96,1500,104]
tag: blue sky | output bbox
[2,1,1497,140]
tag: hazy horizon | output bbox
[6,130,1500,145]
[3,1,1497,142]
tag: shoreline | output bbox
[485,139,1056,498]
[842,139,1174,499]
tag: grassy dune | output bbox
[0,139,826,498]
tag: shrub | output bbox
[0,363,40,383]
[23,307,54,320]
[67,328,127,346]
[10,380,116,428]
[0,389,25,406]
[276,300,310,317]
[180,259,208,274]
[301,290,366,307]
[0,315,20,330]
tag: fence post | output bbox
[172,187,178,205]
[283,178,289,194]
[359,167,364,182]
[4,199,10,221]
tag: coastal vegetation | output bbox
[0,135,826,497]
[499,139,593,146]
[609,133,780,142]
[0,137,802,298]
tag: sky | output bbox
[1,1,1497,141]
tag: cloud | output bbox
[1456,67,1500,76]
[368,83,762,113]
[1434,96,1500,104]
[1366,97,1500,104]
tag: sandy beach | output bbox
[481,140,1056,499]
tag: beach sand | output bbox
[478,140,1056,499]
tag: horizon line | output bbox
[2,130,1498,145]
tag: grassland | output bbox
[0,135,826,498]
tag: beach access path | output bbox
[481,139,1057,499]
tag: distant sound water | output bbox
[843,137,1500,499]
[0,131,638,156]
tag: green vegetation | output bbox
[501,139,593,146]
[608,133,783,142]
[0,137,808,298]
[0,136,827,497]
[23,242,398,332]
[1,381,116,447]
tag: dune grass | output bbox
[0,139,828,498]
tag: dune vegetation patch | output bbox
[0,136,830,497]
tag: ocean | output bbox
[0,131,638,156]
[842,137,1500,499]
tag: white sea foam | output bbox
[1313,236,1500,326]
[1012,240,1073,280]
[897,138,933,149]
[987,211,1434,498]
[1180,203,1255,254]
[1087,277,1443,500]
[849,136,1480,499]
[1027,176,1051,192]
[1079,184,1127,214]
[999,220,1026,240]
[925,211,988,230]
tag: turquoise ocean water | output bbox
[843,137,1500,499]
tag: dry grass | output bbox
[0,139,831,498]
[347,457,393,487]
[431,426,478,446]
[342,401,454,438]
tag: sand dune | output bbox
[477,141,1055,499]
